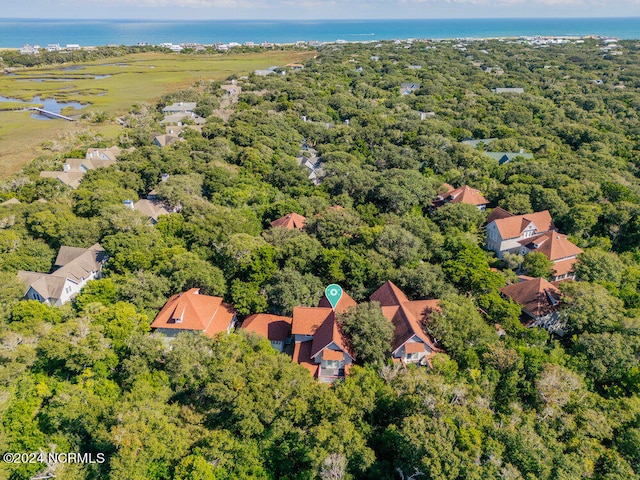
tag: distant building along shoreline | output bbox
[0,17,638,48]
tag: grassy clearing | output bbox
[0,50,315,178]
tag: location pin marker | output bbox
[325,284,343,311]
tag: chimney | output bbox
[123,199,134,209]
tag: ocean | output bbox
[0,17,639,48]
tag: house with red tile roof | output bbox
[370,281,442,365]
[486,209,556,258]
[518,232,583,281]
[240,313,292,352]
[269,212,306,230]
[485,206,514,225]
[500,277,566,335]
[291,289,356,383]
[151,288,237,338]
[433,184,489,211]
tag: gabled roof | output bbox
[309,313,354,360]
[154,134,183,147]
[39,171,85,189]
[518,232,583,261]
[551,258,578,277]
[490,210,555,240]
[162,102,197,113]
[371,281,441,354]
[381,303,441,354]
[443,185,488,206]
[241,313,292,343]
[85,146,121,162]
[134,199,171,222]
[500,278,561,318]
[291,289,357,364]
[150,288,236,336]
[20,273,67,299]
[18,243,106,300]
[55,245,94,267]
[401,299,441,321]
[370,280,410,306]
[293,340,318,377]
[317,290,357,313]
[291,306,333,336]
[270,212,306,230]
[63,157,116,172]
[54,243,107,283]
[291,290,356,336]
[485,206,514,225]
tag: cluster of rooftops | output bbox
[10,175,586,381]
[150,281,441,384]
[39,146,124,189]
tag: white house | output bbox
[485,209,556,259]
[18,244,107,306]
[19,45,40,55]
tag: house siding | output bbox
[394,337,432,364]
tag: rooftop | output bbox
[151,288,235,337]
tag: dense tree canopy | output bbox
[2,37,640,479]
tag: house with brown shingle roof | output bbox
[270,212,306,230]
[153,134,183,148]
[500,277,565,335]
[39,146,122,189]
[241,313,292,352]
[85,146,121,163]
[39,171,85,189]
[486,210,556,258]
[370,281,442,365]
[518,232,583,281]
[17,243,107,306]
[151,288,237,338]
[291,289,356,383]
[433,184,489,211]
[133,199,171,224]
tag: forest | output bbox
[1,37,640,479]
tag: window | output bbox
[406,352,420,361]
[324,360,340,369]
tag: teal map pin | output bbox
[325,284,343,310]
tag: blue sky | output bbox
[4,0,640,20]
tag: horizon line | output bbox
[2,15,640,21]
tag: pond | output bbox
[18,78,75,82]
[17,74,111,82]
[0,94,86,119]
